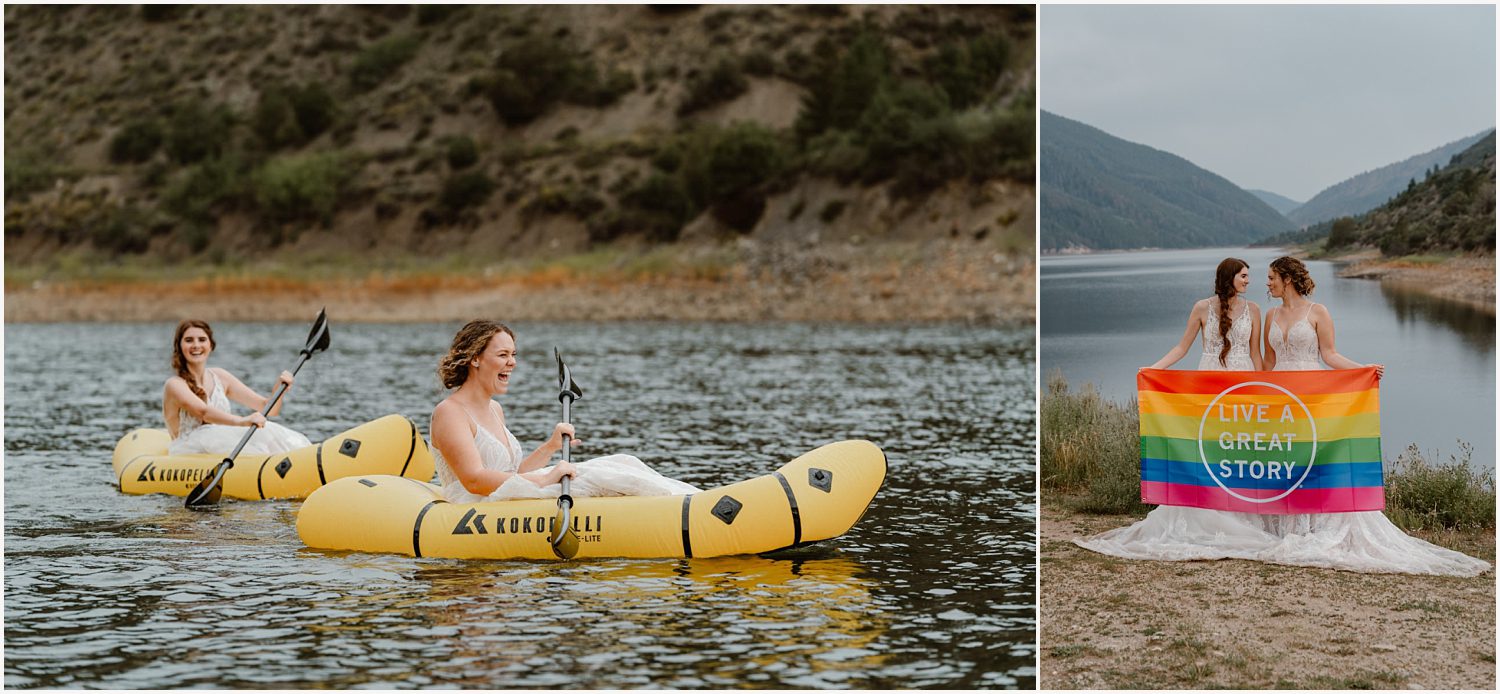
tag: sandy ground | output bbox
[1334,252,1496,312]
[4,244,1034,324]
[1040,501,1496,690]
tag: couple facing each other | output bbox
[161,318,698,503]
[1075,255,1489,577]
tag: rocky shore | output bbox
[5,241,1034,324]
[1330,250,1495,312]
[1041,502,1495,689]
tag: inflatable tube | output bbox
[298,439,886,560]
[112,414,435,500]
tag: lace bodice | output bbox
[1269,304,1323,370]
[1198,300,1253,370]
[433,408,525,491]
[174,370,231,439]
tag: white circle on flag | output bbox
[1196,381,1318,503]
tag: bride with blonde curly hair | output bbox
[428,319,700,503]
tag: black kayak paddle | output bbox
[185,309,331,509]
[549,348,583,559]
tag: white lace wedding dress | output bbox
[1074,301,1490,576]
[167,370,312,455]
[434,405,702,504]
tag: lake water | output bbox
[1041,247,1496,470]
[4,321,1036,689]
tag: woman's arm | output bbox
[518,422,579,476]
[220,368,294,417]
[1248,303,1264,371]
[1312,305,1382,378]
[1261,306,1279,372]
[433,403,578,496]
[164,377,264,428]
[1148,301,1205,369]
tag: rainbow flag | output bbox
[1137,366,1383,514]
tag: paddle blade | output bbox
[553,348,583,403]
[550,496,581,559]
[304,308,331,356]
[184,459,231,509]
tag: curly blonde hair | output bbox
[1270,256,1316,297]
[438,320,515,389]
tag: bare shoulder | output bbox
[1310,303,1334,320]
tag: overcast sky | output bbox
[1040,4,1496,201]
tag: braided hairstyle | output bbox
[1213,258,1248,368]
[438,320,516,389]
[1269,256,1316,298]
[170,319,215,401]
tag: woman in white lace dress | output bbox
[429,320,700,504]
[1257,256,1487,576]
[1077,258,1269,560]
[162,319,311,455]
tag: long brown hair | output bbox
[1269,256,1315,298]
[171,319,215,401]
[438,320,516,389]
[1213,258,1248,367]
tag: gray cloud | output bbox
[1040,4,1496,201]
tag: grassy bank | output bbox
[1040,371,1496,531]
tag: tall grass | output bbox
[1040,372,1495,530]
[1385,442,1495,531]
[1040,371,1147,515]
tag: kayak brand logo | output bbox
[1197,381,1317,503]
[450,508,603,538]
[136,461,206,483]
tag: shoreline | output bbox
[4,242,1035,324]
[1040,500,1496,689]
[1318,248,1496,312]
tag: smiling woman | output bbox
[161,319,311,455]
[427,319,700,504]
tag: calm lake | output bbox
[1041,247,1496,470]
[4,321,1035,689]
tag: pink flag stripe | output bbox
[1141,481,1386,514]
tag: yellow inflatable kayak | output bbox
[298,439,885,560]
[112,414,435,500]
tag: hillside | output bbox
[1286,129,1491,227]
[1259,131,1495,256]
[3,5,1035,277]
[1038,111,1291,251]
[1248,189,1301,216]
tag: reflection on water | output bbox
[1377,279,1496,354]
[5,322,1035,689]
[1041,247,1496,468]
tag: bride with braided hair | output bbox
[162,319,311,455]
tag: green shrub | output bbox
[681,122,787,206]
[166,99,235,164]
[523,185,605,219]
[795,31,892,139]
[678,54,748,115]
[438,170,496,212]
[251,152,355,226]
[140,5,187,22]
[288,83,337,140]
[87,204,154,255]
[819,199,847,223]
[109,119,164,163]
[621,172,696,242]
[350,34,422,91]
[163,155,248,223]
[484,33,632,124]
[1386,442,1495,531]
[252,87,303,150]
[416,4,463,25]
[4,150,72,198]
[445,135,479,169]
[743,49,776,77]
[926,33,1011,109]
